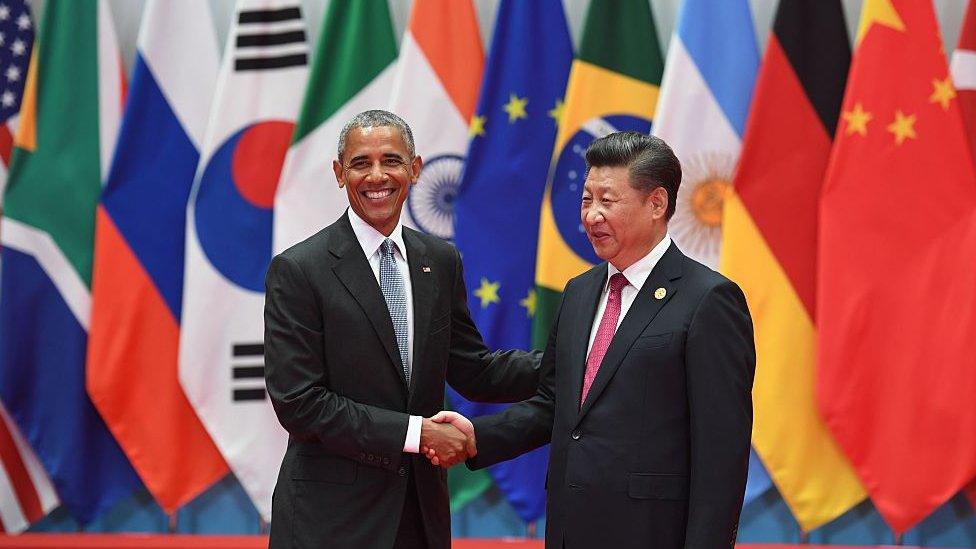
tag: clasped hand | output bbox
[419,411,475,468]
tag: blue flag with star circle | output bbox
[451,0,573,523]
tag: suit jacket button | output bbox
[571,431,581,440]
[398,466,407,477]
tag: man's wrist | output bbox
[403,415,422,453]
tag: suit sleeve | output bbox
[445,247,542,403]
[264,254,409,472]
[683,280,756,547]
[465,295,562,469]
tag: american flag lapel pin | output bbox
[422,265,431,273]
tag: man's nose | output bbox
[583,208,604,225]
[366,161,387,181]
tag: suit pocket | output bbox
[631,332,672,350]
[429,312,450,335]
[627,473,689,500]
[292,453,358,484]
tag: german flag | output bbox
[720,0,865,531]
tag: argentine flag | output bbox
[653,0,759,270]
[651,0,771,505]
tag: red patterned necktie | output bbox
[581,273,629,406]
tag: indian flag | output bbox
[388,0,483,239]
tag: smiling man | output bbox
[263,110,540,549]
[430,131,756,548]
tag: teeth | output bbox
[365,189,393,199]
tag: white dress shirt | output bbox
[586,234,672,358]
[347,209,423,453]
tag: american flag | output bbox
[0,0,34,180]
[0,0,57,535]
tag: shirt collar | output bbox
[347,207,407,260]
[606,233,672,293]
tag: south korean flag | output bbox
[178,0,308,522]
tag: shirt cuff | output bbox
[403,415,422,453]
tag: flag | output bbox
[0,0,33,197]
[387,0,495,510]
[819,0,976,532]
[720,0,865,530]
[954,2,976,510]
[0,1,56,533]
[86,0,227,515]
[533,0,663,346]
[654,0,773,509]
[452,0,573,521]
[0,402,57,533]
[273,0,396,254]
[179,0,308,520]
[0,0,142,525]
[951,0,976,161]
[389,0,482,240]
[652,0,759,270]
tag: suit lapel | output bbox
[329,214,408,387]
[577,243,684,423]
[404,229,435,398]
[569,264,607,409]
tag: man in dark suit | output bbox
[264,110,540,549]
[428,132,756,548]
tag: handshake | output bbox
[418,411,475,468]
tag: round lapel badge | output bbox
[654,287,667,300]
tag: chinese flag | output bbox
[952,0,976,511]
[819,0,976,533]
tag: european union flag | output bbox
[452,0,573,524]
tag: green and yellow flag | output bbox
[532,0,664,345]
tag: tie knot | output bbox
[381,238,397,257]
[609,273,628,295]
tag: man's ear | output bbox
[411,155,423,184]
[333,159,345,188]
[648,186,669,220]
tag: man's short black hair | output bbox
[584,131,682,220]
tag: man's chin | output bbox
[588,241,615,262]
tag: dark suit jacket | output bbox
[470,243,755,549]
[264,213,540,549]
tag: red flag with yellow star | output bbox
[819,0,976,532]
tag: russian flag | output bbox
[86,0,227,515]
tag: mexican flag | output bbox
[273,0,397,253]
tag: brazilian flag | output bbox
[533,0,665,346]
